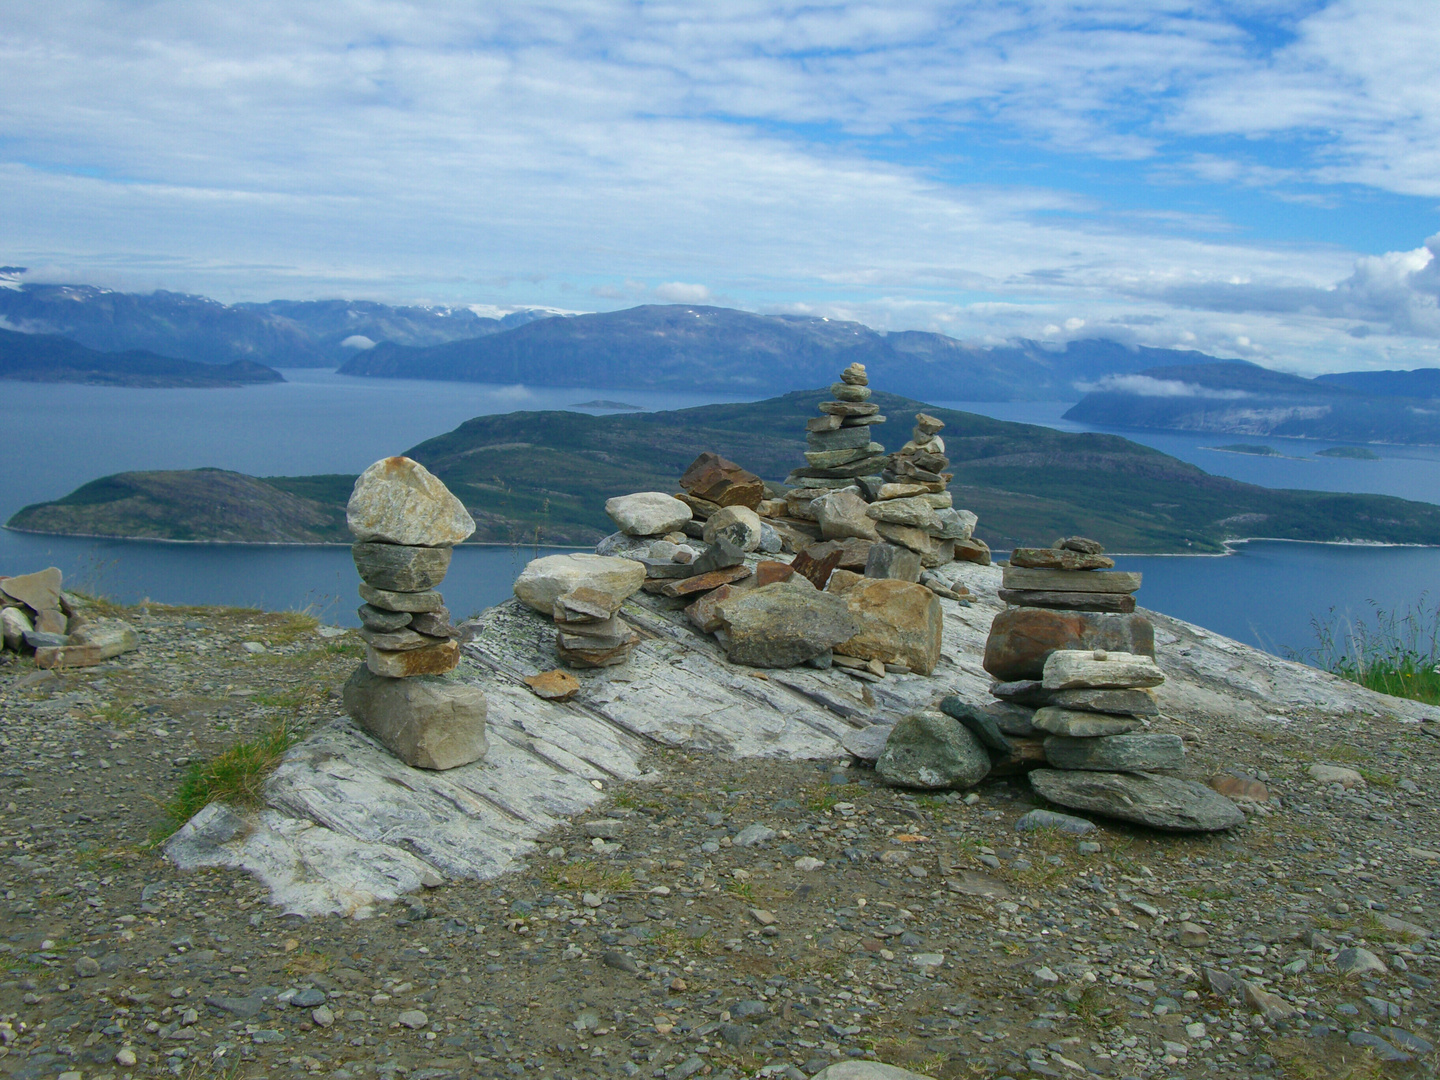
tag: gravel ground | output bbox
[0,599,1437,1080]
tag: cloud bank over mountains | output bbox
[1,1,1438,374]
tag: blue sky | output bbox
[2,1,1439,373]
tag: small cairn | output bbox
[342,456,489,771]
[513,551,647,672]
[980,537,1244,831]
[784,362,888,492]
[0,566,138,669]
[554,585,641,668]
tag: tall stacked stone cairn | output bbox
[341,456,490,771]
[978,537,1244,831]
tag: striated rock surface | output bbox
[351,542,452,592]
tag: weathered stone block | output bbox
[352,542,452,592]
[828,576,943,675]
[343,664,487,770]
[982,607,1155,681]
[875,712,990,790]
[347,457,475,546]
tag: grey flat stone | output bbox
[1015,808,1095,835]
[1032,707,1141,737]
[1030,769,1245,831]
[1044,732,1184,770]
[841,723,893,763]
[938,696,1012,753]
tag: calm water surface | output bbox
[2,375,1437,657]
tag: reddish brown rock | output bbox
[653,564,752,598]
[953,537,992,566]
[685,580,762,633]
[982,607,1155,681]
[1208,775,1270,803]
[523,669,582,701]
[679,452,765,510]
[754,561,796,587]
[790,546,843,590]
[829,576,943,676]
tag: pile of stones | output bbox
[513,551,647,670]
[342,457,490,771]
[976,537,1243,831]
[771,363,988,590]
[0,566,138,669]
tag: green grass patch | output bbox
[151,720,302,842]
[1300,598,1440,705]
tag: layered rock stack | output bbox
[785,363,888,491]
[0,566,138,669]
[514,551,647,668]
[980,537,1244,831]
[342,457,489,771]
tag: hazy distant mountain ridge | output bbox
[338,303,1231,400]
[1316,368,1440,398]
[1064,361,1440,444]
[0,327,283,387]
[0,283,556,367]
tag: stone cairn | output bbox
[775,363,986,594]
[0,566,138,669]
[341,456,489,771]
[976,537,1244,831]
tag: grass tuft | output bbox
[1301,597,1440,705]
[152,720,303,842]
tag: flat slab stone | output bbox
[0,566,63,612]
[1043,650,1165,690]
[1032,707,1141,737]
[352,542,452,592]
[1002,567,1141,593]
[1043,732,1184,770]
[1030,769,1244,831]
[997,589,1136,613]
[1008,548,1115,571]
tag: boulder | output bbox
[61,618,139,660]
[713,580,860,669]
[1042,649,1165,690]
[983,608,1155,681]
[865,496,940,531]
[685,579,759,633]
[347,457,476,546]
[364,638,460,677]
[932,508,977,541]
[1001,567,1141,594]
[605,492,693,537]
[679,453,764,509]
[953,537,992,565]
[1031,707,1141,737]
[827,576,943,675]
[351,542,452,592]
[815,490,881,542]
[0,567,63,612]
[1009,547,1115,571]
[1015,809,1095,835]
[1,606,33,651]
[875,712,990,790]
[513,553,646,615]
[342,665,487,770]
[937,697,1013,753]
[358,583,446,613]
[702,505,763,551]
[1029,769,1245,831]
[841,723,894,763]
[864,542,921,582]
[1044,732,1184,770]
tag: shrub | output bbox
[1302,597,1440,705]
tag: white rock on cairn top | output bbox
[347,457,476,547]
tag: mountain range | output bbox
[1064,361,1440,445]
[0,327,282,387]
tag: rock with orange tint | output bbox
[347,457,475,546]
[524,669,582,702]
[983,607,1154,681]
[365,637,460,677]
[828,576,943,676]
[679,452,765,510]
[1208,774,1270,803]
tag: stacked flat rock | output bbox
[342,456,489,771]
[861,411,978,570]
[0,565,139,669]
[980,539,1244,830]
[785,363,888,493]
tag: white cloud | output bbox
[653,282,712,303]
[339,335,376,349]
[1079,374,1250,399]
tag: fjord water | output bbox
[1,375,1437,657]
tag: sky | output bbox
[3,1,1440,374]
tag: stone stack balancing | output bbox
[342,456,489,770]
[784,363,888,491]
[513,552,648,667]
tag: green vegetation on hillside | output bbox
[9,388,1440,552]
[1214,444,1281,456]
[1316,446,1381,460]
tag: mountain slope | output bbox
[0,328,283,387]
[1317,368,1440,398]
[338,304,1233,401]
[13,389,1440,552]
[1064,362,1440,445]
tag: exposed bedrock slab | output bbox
[714,579,860,669]
[828,575,943,676]
[347,456,475,546]
[1043,732,1184,770]
[983,607,1155,681]
[1029,769,1245,831]
[605,492,692,537]
[342,664,488,770]
[513,553,646,615]
[876,711,990,790]
[352,542,452,592]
